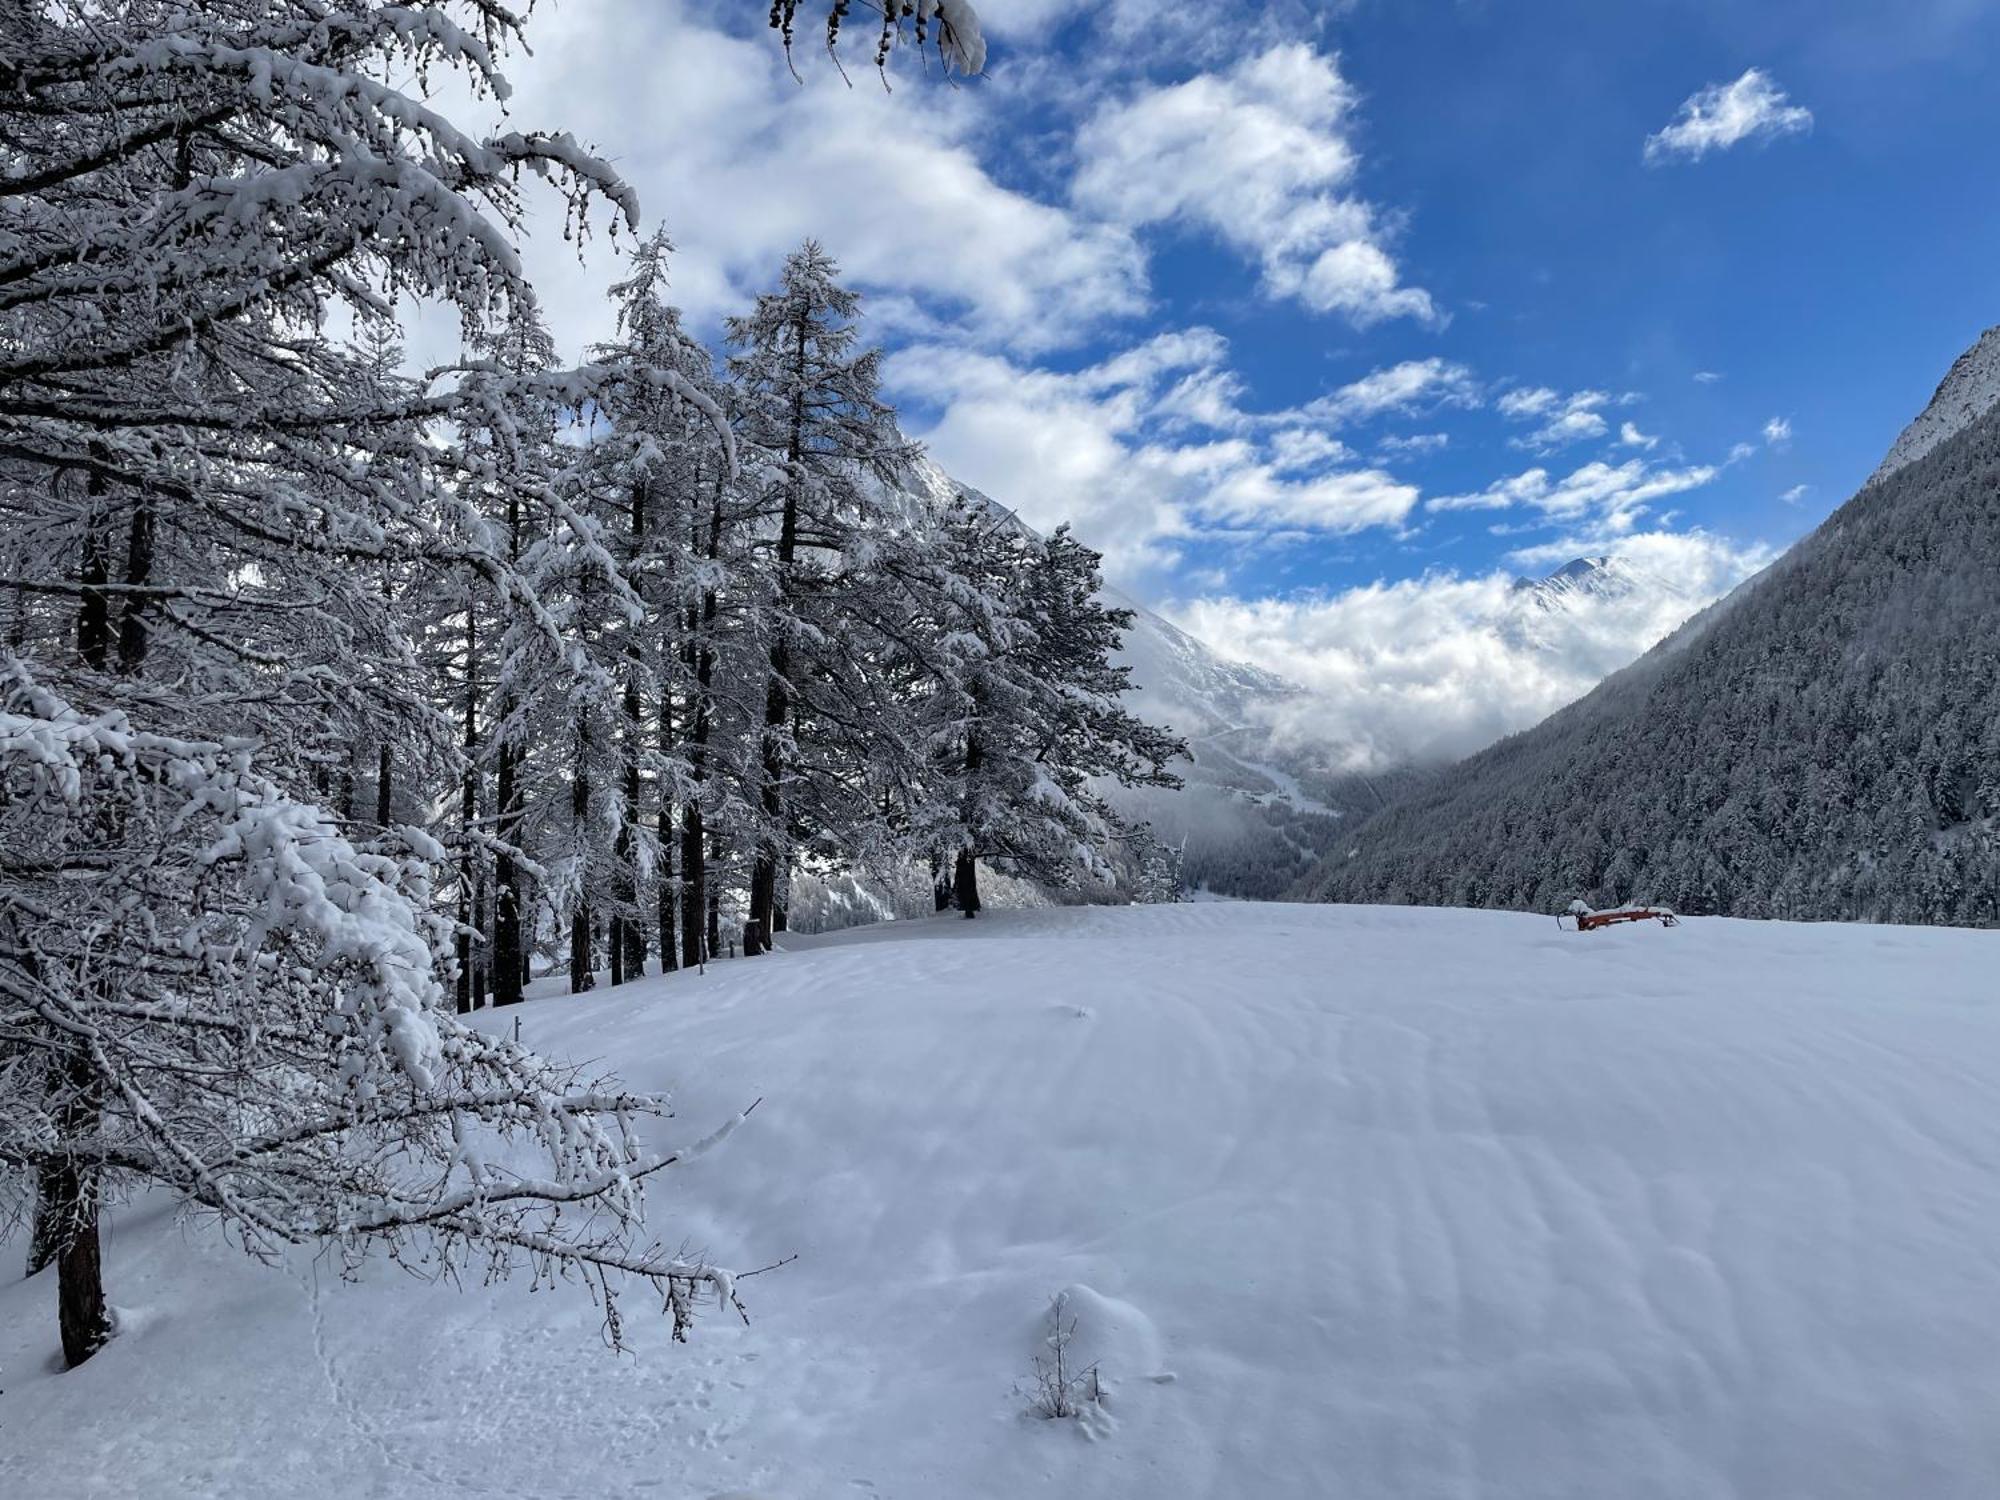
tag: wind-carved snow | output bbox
[8,903,2000,1498]
[1868,324,2000,486]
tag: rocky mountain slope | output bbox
[1868,323,2000,485]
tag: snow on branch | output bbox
[0,655,743,1346]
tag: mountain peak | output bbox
[1510,555,1634,609]
[1868,324,2000,488]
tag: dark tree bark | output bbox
[705,829,723,960]
[76,466,112,672]
[656,690,678,974]
[39,1043,110,1365]
[954,848,982,918]
[569,723,595,993]
[456,612,479,1013]
[492,490,526,1007]
[113,490,153,676]
[680,483,721,970]
[746,656,787,954]
[492,733,524,1007]
[40,469,118,1357]
[746,306,810,948]
[955,729,984,917]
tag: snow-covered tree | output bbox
[0,662,740,1367]
[928,506,1185,913]
[0,0,725,1367]
[726,242,921,950]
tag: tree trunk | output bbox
[491,732,524,1007]
[746,652,788,951]
[956,728,985,918]
[610,671,646,985]
[656,689,678,974]
[954,848,982,918]
[706,829,723,960]
[679,493,721,971]
[456,612,479,1014]
[76,464,112,672]
[570,721,595,993]
[50,1154,108,1368]
[113,489,153,677]
[570,901,594,993]
[680,798,705,967]
[41,1052,110,1367]
[748,307,810,950]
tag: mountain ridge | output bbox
[1301,326,2000,925]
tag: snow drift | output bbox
[6,902,2000,1498]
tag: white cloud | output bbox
[887,332,1426,578]
[1781,483,1809,504]
[1497,386,1619,451]
[1377,432,1450,458]
[1644,68,1814,164]
[1299,359,1479,425]
[1430,458,1718,536]
[1763,415,1793,445]
[1693,370,1724,384]
[1071,44,1437,326]
[1620,421,1658,449]
[1168,530,1770,766]
[411,0,1147,365]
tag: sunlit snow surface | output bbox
[6,903,2000,1498]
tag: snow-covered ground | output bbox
[7,903,2000,1499]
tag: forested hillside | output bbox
[1303,373,2000,925]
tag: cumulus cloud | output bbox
[1620,421,1658,449]
[412,0,1146,364]
[1644,68,1814,164]
[1167,530,1772,766]
[1497,386,1621,451]
[887,332,1429,577]
[1763,415,1793,445]
[1071,44,1437,326]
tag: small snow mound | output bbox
[1032,1283,1175,1424]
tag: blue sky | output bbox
[474,0,2000,757]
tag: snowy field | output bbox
[6,902,2000,1499]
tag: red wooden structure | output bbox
[1558,902,1679,933]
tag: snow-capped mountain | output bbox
[1509,555,1641,610]
[1868,323,2000,486]
[1305,326,2000,925]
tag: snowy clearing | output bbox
[7,902,2000,1499]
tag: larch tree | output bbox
[725,242,918,952]
[0,0,725,1366]
[929,505,1187,915]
